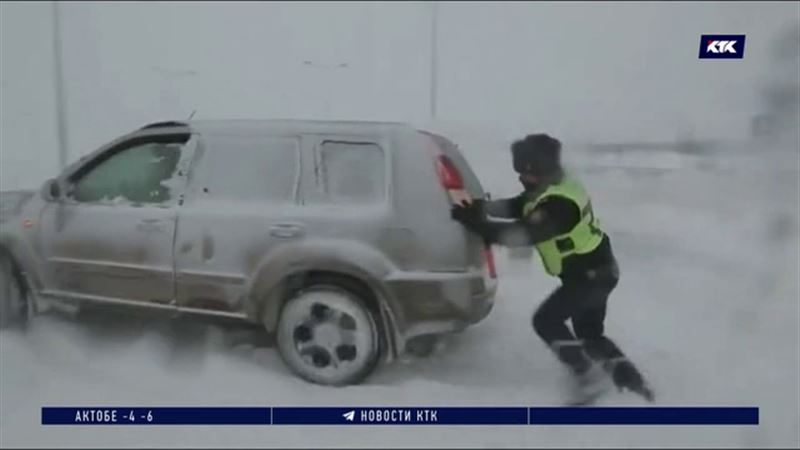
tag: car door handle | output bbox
[269,223,305,239]
[136,219,164,232]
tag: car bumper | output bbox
[383,270,497,351]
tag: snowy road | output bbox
[1,147,798,448]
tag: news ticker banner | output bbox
[42,407,758,426]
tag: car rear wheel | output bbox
[0,255,28,329]
[276,285,380,386]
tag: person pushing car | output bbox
[450,133,654,403]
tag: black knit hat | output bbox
[511,133,562,176]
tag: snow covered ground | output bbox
[1,139,798,448]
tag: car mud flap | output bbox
[378,301,400,362]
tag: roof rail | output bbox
[139,121,189,130]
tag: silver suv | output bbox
[0,120,497,385]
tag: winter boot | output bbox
[604,357,655,402]
[565,363,612,406]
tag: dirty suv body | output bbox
[0,119,497,385]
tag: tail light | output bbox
[435,155,464,190]
[483,245,497,279]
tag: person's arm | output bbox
[482,194,525,219]
[453,196,580,247]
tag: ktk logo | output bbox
[699,34,746,59]
[706,40,737,54]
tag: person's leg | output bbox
[571,279,625,362]
[572,277,654,401]
[532,283,593,375]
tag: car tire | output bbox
[0,254,28,329]
[276,284,381,386]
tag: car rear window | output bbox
[319,141,386,204]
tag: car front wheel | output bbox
[276,285,380,386]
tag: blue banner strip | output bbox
[41,406,759,425]
[42,407,271,425]
[529,407,759,425]
[272,407,528,425]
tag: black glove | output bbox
[451,200,486,230]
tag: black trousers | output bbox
[532,264,625,375]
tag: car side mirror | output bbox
[43,178,62,201]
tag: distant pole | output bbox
[52,1,69,170]
[429,1,439,120]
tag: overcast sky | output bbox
[1,1,798,188]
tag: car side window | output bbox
[70,139,187,205]
[198,135,300,202]
[319,141,386,204]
